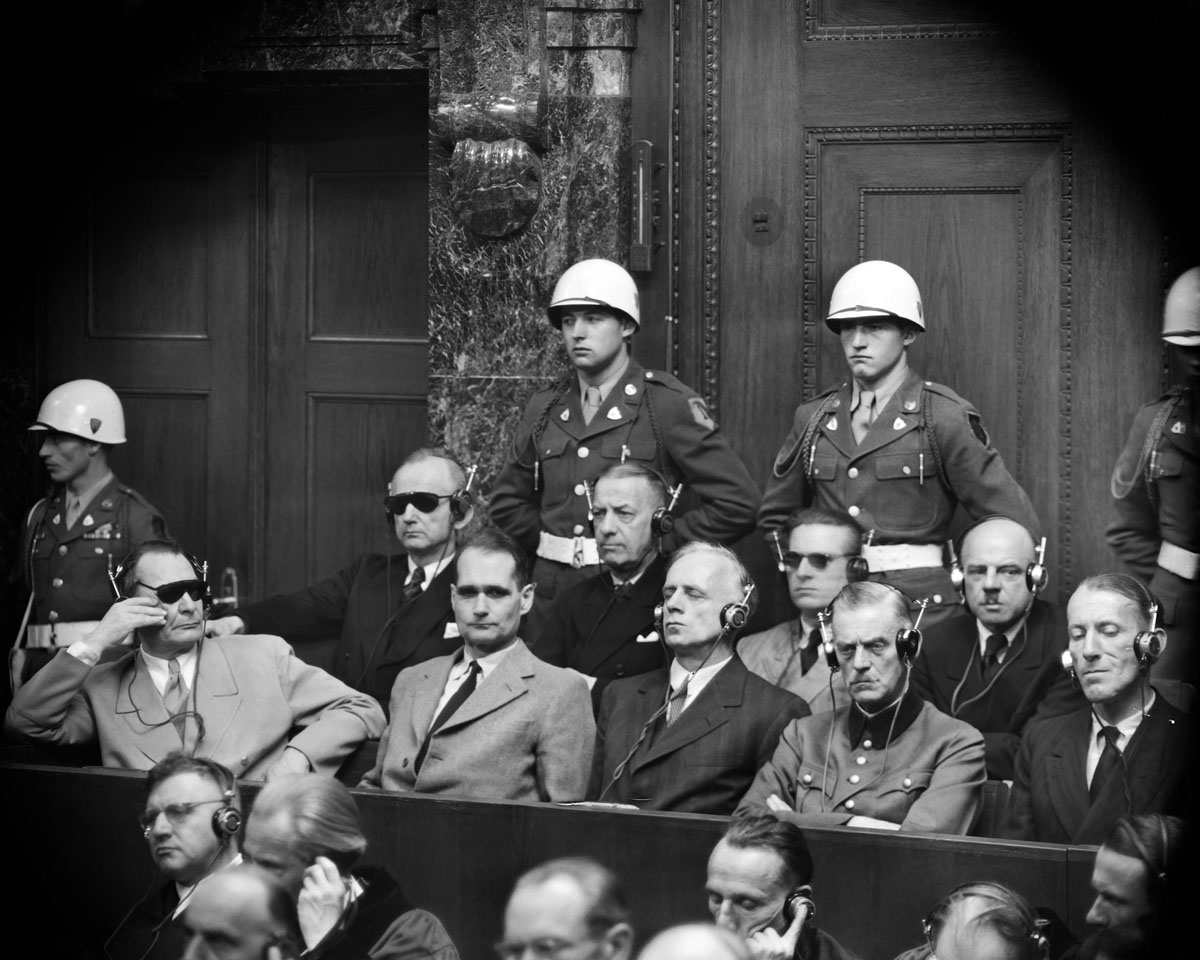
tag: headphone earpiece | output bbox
[212,799,242,840]
[650,507,675,537]
[895,625,922,663]
[946,539,965,599]
[1026,536,1049,594]
[449,463,479,522]
[818,609,837,670]
[1061,649,1076,681]
[719,582,755,634]
[1133,602,1163,669]
[654,603,664,637]
[845,555,870,583]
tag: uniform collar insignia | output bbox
[82,514,94,527]
[100,498,114,510]
[825,417,838,431]
[607,407,623,420]
[903,399,918,412]
[893,417,907,430]
[560,409,570,421]
[51,513,61,525]
[1171,420,1185,434]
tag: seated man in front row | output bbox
[208,448,471,712]
[4,538,385,779]
[534,462,670,710]
[738,507,859,713]
[1005,574,1191,845]
[912,516,1082,780]
[738,581,985,834]
[361,528,595,801]
[590,542,810,814]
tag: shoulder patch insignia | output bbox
[688,397,716,430]
[968,412,990,446]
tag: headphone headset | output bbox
[782,890,816,926]
[818,586,928,670]
[1117,815,1170,895]
[110,553,211,606]
[948,517,1049,601]
[769,529,871,581]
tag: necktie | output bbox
[401,566,426,605]
[982,633,1008,681]
[163,658,188,741]
[666,678,689,726]
[415,660,482,773]
[582,386,602,425]
[852,390,876,443]
[1089,726,1122,802]
[800,628,820,676]
[65,495,83,529]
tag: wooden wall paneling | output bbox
[264,100,429,597]
[307,396,427,584]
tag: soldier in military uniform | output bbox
[14,379,166,675]
[759,260,1040,627]
[1107,266,1200,681]
[491,258,760,636]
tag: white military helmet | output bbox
[825,260,925,332]
[547,258,641,328]
[1162,266,1200,346]
[28,379,127,444]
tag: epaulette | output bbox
[116,484,158,510]
[641,368,690,394]
[918,379,972,407]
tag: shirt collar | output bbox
[408,553,453,590]
[1090,691,1155,744]
[850,362,908,415]
[66,470,114,511]
[668,652,732,692]
[456,638,519,681]
[578,355,631,404]
[847,687,924,748]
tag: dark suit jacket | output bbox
[236,553,460,711]
[104,880,185,960]
[590,654,810,814]
[533,555,668,710]
[911,599,1084,779]
[1005,690,1191,845]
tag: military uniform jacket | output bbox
[1106,384,1198,626]
[737,620,851,714]
[911,599,1085,780]
[758,369,1038,558]
[736,691,986,834]
[1004,692,1191,845]
[235,553,460,712]
[2,634,386,778]
[490,359,760,554]
[590,655,811,814]
[19,475,167,624]
[533,554,668,710]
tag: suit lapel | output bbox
[378,562,455,668]
[116,652,190,765]
[437,642,531,733]
[191,639,242,757]
[634,658,741,769]
[815,385,855,459]
[409,655,457,743]
[1045,710,1092,837]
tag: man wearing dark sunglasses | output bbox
[5,538,385,779]
[739,508,860,713]
[207,449,471,711]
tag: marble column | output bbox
[428,0,642,504]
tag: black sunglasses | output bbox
[383,492,452,515]
[135,579,208,604]
[781,552,854,572]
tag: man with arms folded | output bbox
[590,542,809,814]
[738,581,985,833]
[1005,574,1190,845]
[208,449,472,711]
[534,462,671,710]
[912,516,1082,780]
[361,528,595,800]
[738,508,860,713]
[706,815,858,960]
[4,538,385,778]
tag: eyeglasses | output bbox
[140,798,226,832]
[135,579,208,604]
[781,552,855,571]
[494,938,592,960]
[383,492,452,515]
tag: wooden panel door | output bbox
[263,98,430,594]
[635,2,1171,608]
[42,106,257,585]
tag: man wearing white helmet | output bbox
[759,261,1038,626]
[1107,266,1200,680]
[13,378,166,676]
[492,258,760,631]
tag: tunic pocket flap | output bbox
[875,453,921,481]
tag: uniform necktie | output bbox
[163,658,188,741]
[1089,726,1122,802]
[852,390,876,443]
[666,678,689,726]
[401,566,425,605]
[582,386,602,425]
[65,495,83,529]
[415,660,482,773]
[982,633,1008,681]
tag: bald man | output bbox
[638,925,752,960]
[180,865,302,960]
[911,517,1082,780]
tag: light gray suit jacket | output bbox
[361,640,595,802]
[4,634,386,778]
